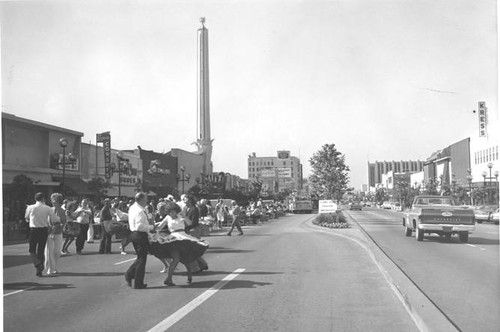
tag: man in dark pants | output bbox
[99,199,113,254]
[25,192,59,277]
[125,192,151,289]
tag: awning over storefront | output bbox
[105,186,138,198]
[105,186,157,198]
[53,177,94,195]
[34,181,60,186]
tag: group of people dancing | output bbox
[24,193,96,276]
[23,191,216,288]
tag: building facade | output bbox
[2,112,84,196]
[368,160,424,188]
[423,138,471,187]
[247,151,303,194]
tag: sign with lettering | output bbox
[318,200,338,213]
[478,101,487,137]
[97,132,112,179]
[277,167,291,178]
[260,169,276,178]
[277,150,290,159]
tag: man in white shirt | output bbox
[125,192,152,289]
[25,192,60,276]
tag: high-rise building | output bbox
[368,160,424,187]
[248,151,303,194]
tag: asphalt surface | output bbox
[344,207,500,332]
[3,213,418,332]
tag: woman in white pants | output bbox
[45,193,66,275]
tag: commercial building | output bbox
[2,112,84,196]
[468,101,498,202]
[247,151,303,194]
[2,112,85,225]
[368,160,424,188]
[423,138,471,187]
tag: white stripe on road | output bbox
[147,268,246,332]
[114,258,136,265]
[4,286,35,297]
[466,244,476,248]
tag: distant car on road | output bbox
[491,208,499,225]
[402,195,475,242]
[382,201,392,209]
[349,202,363,211]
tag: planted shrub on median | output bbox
[313,211,350,229]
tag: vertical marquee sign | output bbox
[478,101,487,137]
[96,131,112,179]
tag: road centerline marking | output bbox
[114,258,136,265]
[147,268,246,332]
[4,286,35,297]
[465,244,476,248]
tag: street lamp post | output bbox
[59,138,68,195]
[488,163,493,204]
[466,170,473,205]
[481,171,487,205]
[110,151,129,198]
[177,166,191,194]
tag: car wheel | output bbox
[405,226,412,237]
[416,227,424,241]
[476,220,483,224]
[459,231,469,243]
[444,233,452,240]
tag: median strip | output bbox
[147,268,246,331]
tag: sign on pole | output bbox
[318,200,338,213]
[97,131,111,179]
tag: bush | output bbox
[312,211,350,229]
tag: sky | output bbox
[1,0,498,189]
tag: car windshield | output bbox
[415,198,457,206]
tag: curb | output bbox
[306,213,459,332]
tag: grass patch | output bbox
[312,211,350,229]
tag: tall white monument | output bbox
[195,17,213,175]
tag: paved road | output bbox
[3,214,418,332]
[344,207,500,332]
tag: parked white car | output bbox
[491,208,499,225]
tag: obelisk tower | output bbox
[196,17,213,174]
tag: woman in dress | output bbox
[45,193,65,274]
[61,201,79,254]
[154,202,171,273]
[150,201,209,286]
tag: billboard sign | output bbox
[277,151,290,159]
[277,167,291,178]
[260,169,276,178]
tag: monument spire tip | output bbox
[199,17,206,26]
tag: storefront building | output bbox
[2,112,83,226]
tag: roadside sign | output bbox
[319,200,338,213]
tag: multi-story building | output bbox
[423,138,471,187]
[247,151,303,194]
[368,160,424,188]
